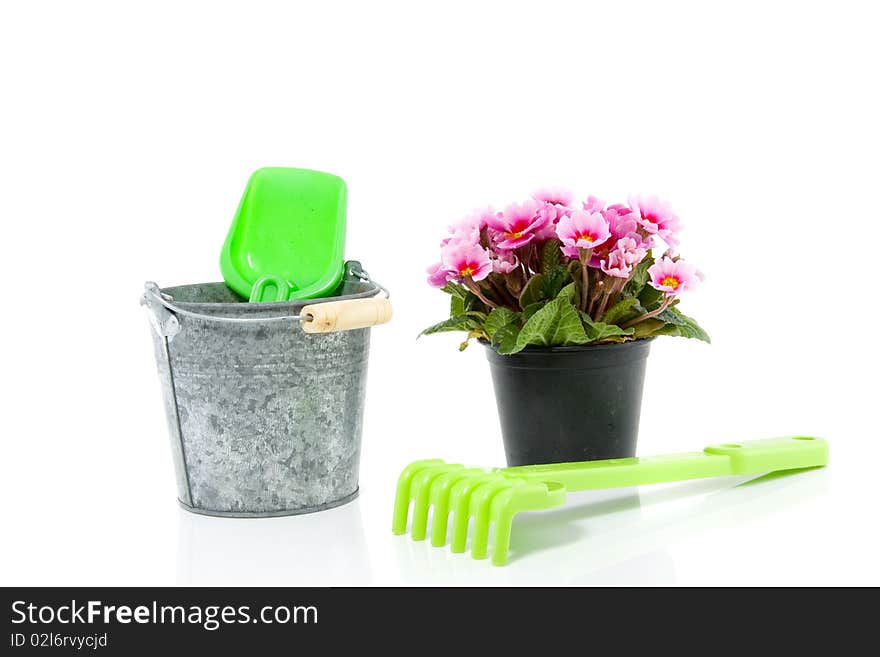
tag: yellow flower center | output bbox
[661,276,680,289]
[460,266,475,277]
[508,230,524,239]
[576,233,595,243]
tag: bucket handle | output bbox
[141,267,391,334]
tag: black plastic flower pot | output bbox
[484,339,654,466]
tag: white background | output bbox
[1,0,878,586]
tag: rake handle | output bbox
[502,436,828,492]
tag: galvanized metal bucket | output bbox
[141,262,390,517]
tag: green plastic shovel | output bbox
[220,167,347,302]
[393,436,829,566]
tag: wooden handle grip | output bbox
[300,297,393,334]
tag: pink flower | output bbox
[491,250,519,274]
[440,241,492,282]
[629,195,681,246]
[600,250,632,278]
[426,262,453,288]
[582,196,605,214]
[569,204,650,269]
[561,244,580,259]
[556,209,611,250]
[534,202,562,240]
[445,207,492,246]
[602,205,641,242]
[648,257,700,295]
[486,200,548,250]
[615,236,648,266]
[532,189,578,240]
[597,235,649,277]
[532,187,574,207]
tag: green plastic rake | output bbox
[392,436,828,566]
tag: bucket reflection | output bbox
[177,498,371,586]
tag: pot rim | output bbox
[480,336,655,356]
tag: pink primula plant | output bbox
[423,190,709,353]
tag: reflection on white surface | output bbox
[177,498,371,586]
[391,467,830,585]
[173,468,831,586]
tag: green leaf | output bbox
[442,282,467,315]
[581,313,634,341]
[541,239,562,274]
[661,307,711,343]
[593,323,633,341]
[464,292,487,314]
[654,324,686,337]
[630,318,667,339]
[450,294,465,316]
[617,300,647,324]
[552,303,591,345]
[521,302,545,322]
[484,307,519,339]
[519,273,546,308]
[556,282,577,303]
[637,283,664,310]
[624,254,654,297]
[600,297,638,325]
[542,266,567,299]
[492,323,522,355]
[418,312,483,337]
[441,282,485,315]
[518,265,569,311]
[515,298,589,350]
[441,282,467,298]
[655,308,685,326]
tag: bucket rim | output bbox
[160,280,380,311]
[150,260,383,319]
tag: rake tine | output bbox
[490,491,517,566]
[409,464,464,541]
[428,468,485,547]
[448,473,504,553]
[489,482,563,565]
[469,479,520,560]
[392,459,445,535]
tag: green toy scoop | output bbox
[220,167,347,302]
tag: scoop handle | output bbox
[503,436,828,491]
[300,297,393,333]
[249,275,294,303]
